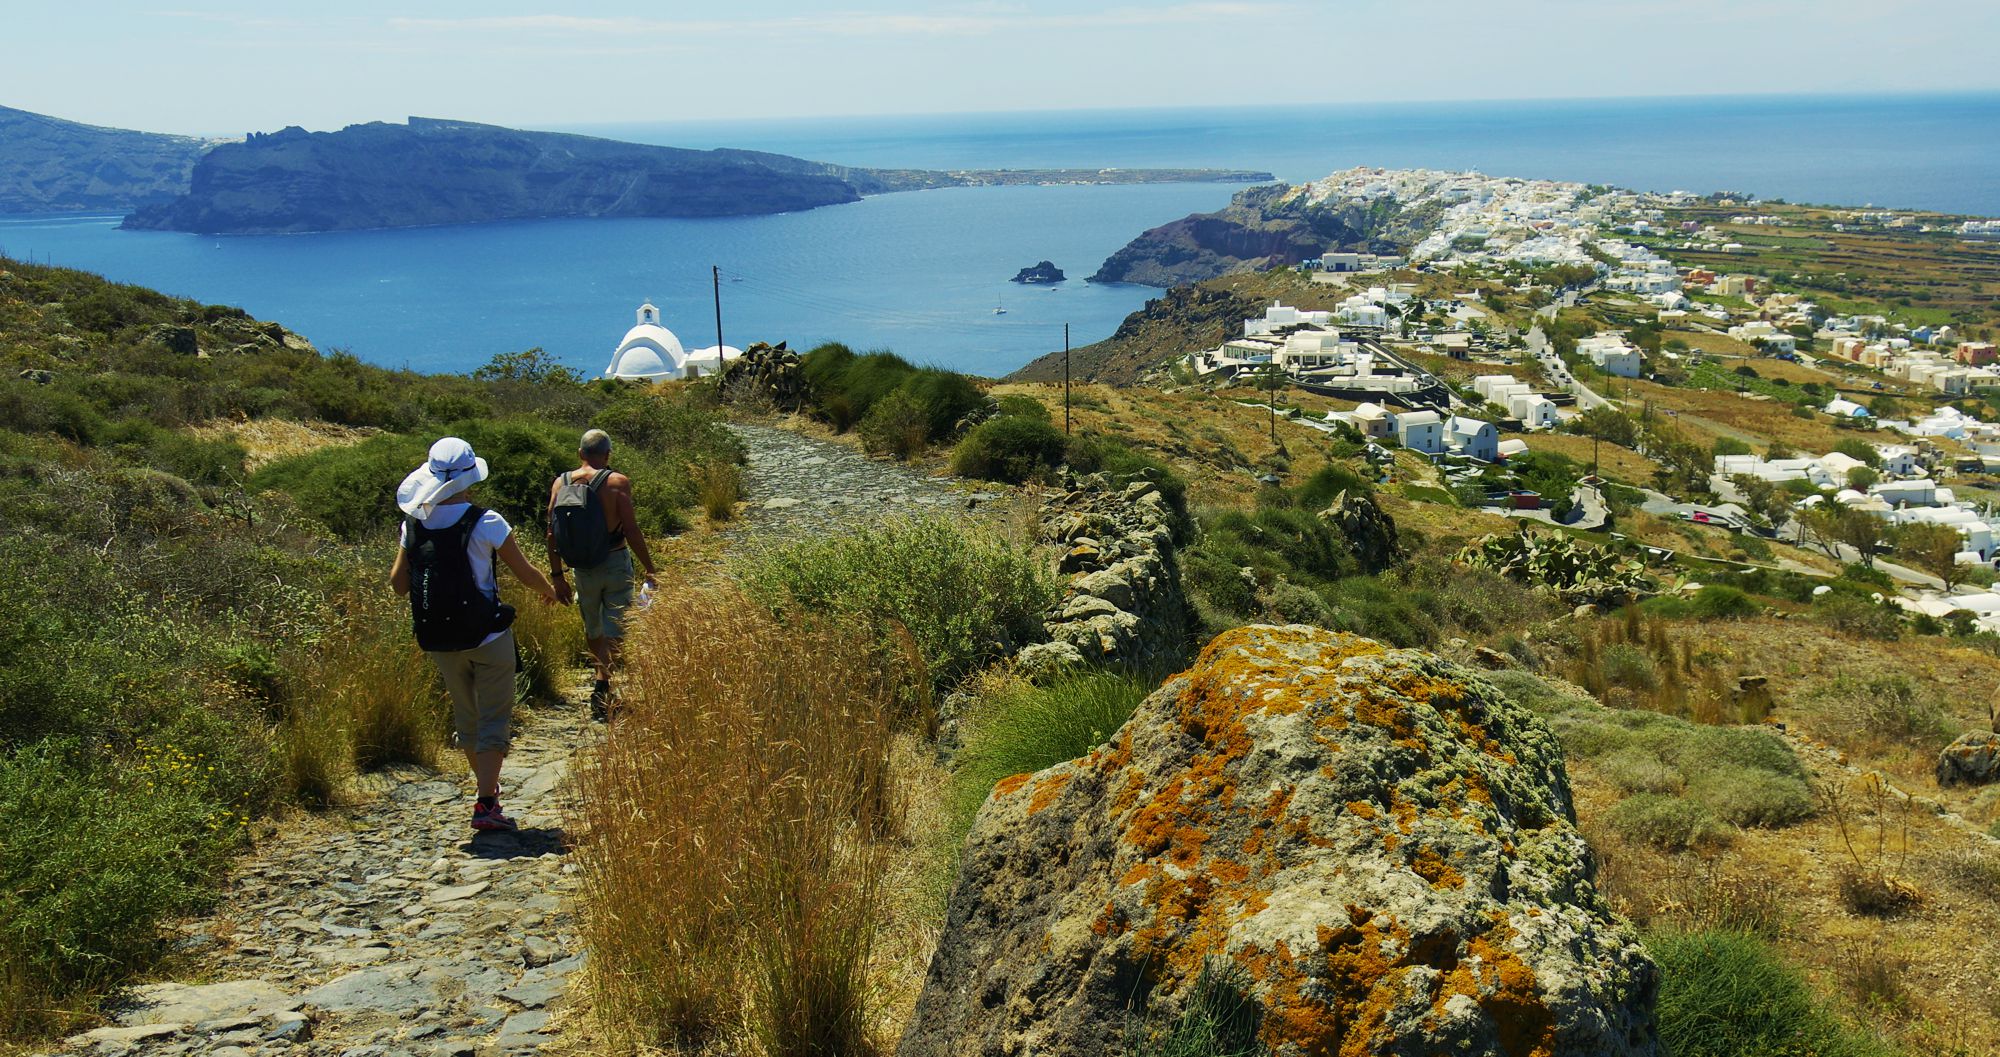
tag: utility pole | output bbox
[1063,323,1071,436]
[712,265,725,378]
[1268,362,1279,443]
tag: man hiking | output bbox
[392,437,562,833]
[547,429,659,716]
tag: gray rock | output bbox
[904,624,1658,1057]
[498,1009,551,1041]
[426,881,490,904]
[520,937,560,969]
[1938,731,2000,787]
[116,979,297,1026]
[301,966,432,1015]
[68,1023,187,1047]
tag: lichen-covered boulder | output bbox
[1937,731,2000,788]
[903,625,1656,1057]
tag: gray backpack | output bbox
[551,470,613,569]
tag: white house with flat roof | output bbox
[1393,409,1445,454]
[1508,392,1560,430]
[1326,401,1394,437]
[1576,334,1642,378]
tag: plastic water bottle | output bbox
[637,583,656,610]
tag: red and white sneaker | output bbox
[470,799,517,832]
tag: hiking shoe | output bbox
[470,799,517,833]
[589,679,611,721]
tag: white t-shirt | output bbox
[400,502,513,647]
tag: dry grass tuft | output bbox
[697,460,743,523]
[575,581,914,1055]
[506,585,587,704]
[278,595,443,804]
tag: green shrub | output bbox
[1806,675,1952,748]
[1603,747,1684,795]
[741,516,1059,693]
[1292,463,1374,506]
[1650,930,1898,1057]
[858,387,935,459]
[953,670,1152,827]
[1812,592,1903,640]
[1688,584,1760,619]
[0,741,243,1002]
[1600,643,1656,689]
[994,394,1052,422]
[952,416,1068,484]
[1323,576,1440,648]
[1608,793,1728,850]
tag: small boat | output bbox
[993,296,1007,315]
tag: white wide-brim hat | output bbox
[397,436,490,519]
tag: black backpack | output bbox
[406,506,513,652]
[551,469,613,569]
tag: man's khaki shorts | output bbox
[573,548,635,640]
[432,629,516,753]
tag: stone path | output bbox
[57,422,989,1057]
[722,422,1001,542]
[61,700,587,1057]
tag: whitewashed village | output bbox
[1173,166,2000,632]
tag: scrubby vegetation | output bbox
[740,515,1058,695]
[0,257,738,1033]
[1650,930,1899,1057]
[797,343,987,458]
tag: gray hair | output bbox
[580,429,613,456]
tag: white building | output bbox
[1325,401,1394,437]
[1508,392,1560,430]
[1244,301,1335,336]
[1394,409,1445,454]
[1447,416,1500,461]
[605,302,688,380]
[1576,334,1642,378]
[682,345,744,377]
[1728,320,1798,353]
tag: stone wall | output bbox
[1016,475,1195,677]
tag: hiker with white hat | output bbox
[391,437,561,833]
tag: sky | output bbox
[6,1,1999,135]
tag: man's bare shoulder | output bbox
[604,470,634,490]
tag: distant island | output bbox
[0,105,218,213]
[0,107,1274,234]
[1011,260,1065,284]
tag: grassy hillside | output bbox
[0,256,739,1035]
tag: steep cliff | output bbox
[121,118,864,234]
[0,105,214,213]
[1092,184,1442,287]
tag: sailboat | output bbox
[993,294,1007,316]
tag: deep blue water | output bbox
[4,94,1995,378]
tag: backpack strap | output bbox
[586,469,610,494]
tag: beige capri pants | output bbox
[430,629,517,753]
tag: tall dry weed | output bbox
[576,582,911,1055]
[278,596,443,802]
[507,584,587,703]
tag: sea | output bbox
[3,93,1996,379]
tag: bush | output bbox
[952,670,1152,829]
[0,741,244,1016]
[740,516,1059,694]
[1812,592,1903,640]
[1650,930,1897,1057]
[952,416,1068,484]
[1806,674,1951,748]
[1608,793,1728,850]
[1601,643,1656,689]
[858,387,936,459]
[994,394,1052,422]
[1688,584,1760,619]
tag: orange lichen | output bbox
[1409,846,1465,889]
[1028,771,1072,815]
[993,773,1032,797]
[1346,800,1378,820]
